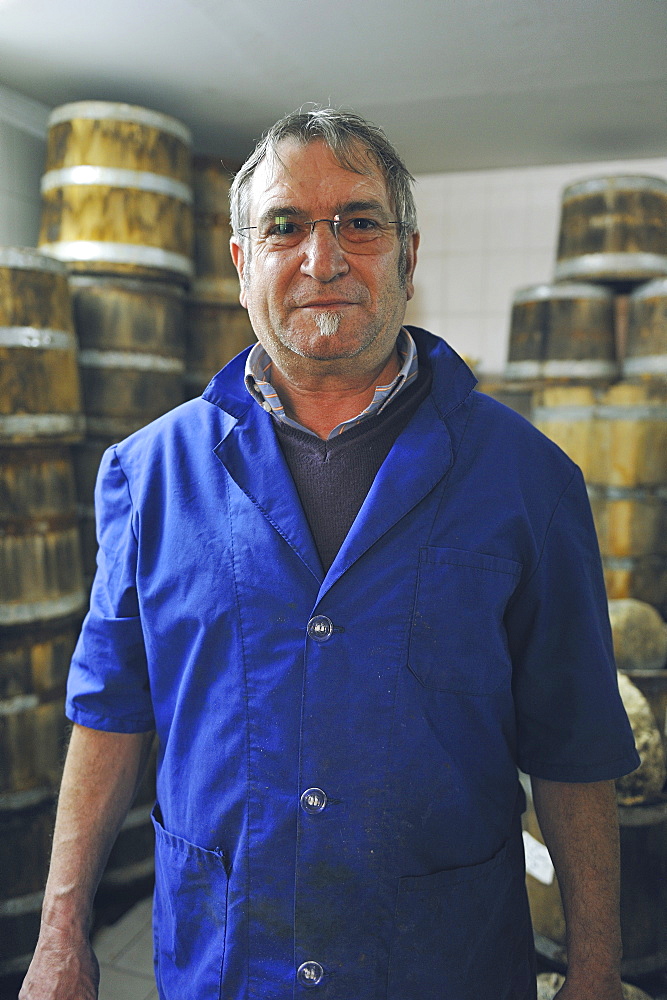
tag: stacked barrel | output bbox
[184,154,255,399]
[37,100,194,589]
[506,175,667,984]
[524,175,667,617]
[0,248,86,978]
[31,100,196,925]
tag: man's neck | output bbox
[268,348,401,440]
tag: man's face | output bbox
[230,139,419,381]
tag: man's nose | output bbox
[299,220,350,281]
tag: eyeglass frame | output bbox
[235,215,405,254]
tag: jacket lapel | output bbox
[317,394,454,600]
[213,402,324,583]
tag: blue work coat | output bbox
[67,327,638,1000]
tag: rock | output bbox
[609,598,667,671]
[537,972,565,999]
[536,972,653,999]
[616,672,666,804]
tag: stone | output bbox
[609,598,667,671]
[616,672,666,805]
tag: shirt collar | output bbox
[244,327,419,440]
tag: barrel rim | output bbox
[617,798,667,825]
[512,282,613,304]
[41,166,193,205]
[38,241,194,279]
[68,274,186,298]
[0,247,68,274]
[47,101,192,146]
[562,174,667,198]
[629,275,667,300]
[554,252,667,282]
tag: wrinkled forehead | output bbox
[247,137,393,218]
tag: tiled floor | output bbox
[94,897,157,1000]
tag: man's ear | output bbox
[405,230,420,302]
[230,237,248,308]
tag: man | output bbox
[21,108,639,1000]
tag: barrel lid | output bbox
[512,282,613,304]
[563,174,667,199]
[48,101,192,146]
[0,247,68,273]
[630,275,667,300]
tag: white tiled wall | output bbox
[405,156,667,375]
[0,84,49,248]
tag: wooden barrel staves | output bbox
[185,156,255,398]
[555,175,667,289]
[38,101,194,285]
[185,298,255,398]
[68,274,187,582]
[623,276,667,381]
[533,383,667,616]
[0,248,84,446]
[0,788,58,977]
[0,473,85,976]
[70,275,186,436]
[192,154,241,305]
[0,447,87,628]
[506,282,618,385]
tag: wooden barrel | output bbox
[475,378,534,422]
[69,274,186,434]
[623,277,667,381]
[68,274,187,582]
[38,101,194,284]
[523,790,667,977]
[506,283,618,384]
[0,446,87,627]
[192,155,240,304]
[0,787,57,976]
[185,299,255,398]
[555,175,667,289]
[0,619,78,976]
[0,248,83,446]
[533,383,667,616]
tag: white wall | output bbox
[405,156,667,376]
[0,84,49,248]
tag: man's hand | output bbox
[19,924,99,1000]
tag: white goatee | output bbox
[313,311,342,337]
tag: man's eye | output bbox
[348,217,379,231]
[267,219,300,237]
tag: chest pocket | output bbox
[408,546,522,694]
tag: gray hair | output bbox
[229,106,418,271]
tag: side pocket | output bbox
[387,833,535,1000]
[152,805,229,1000]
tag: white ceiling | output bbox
[0,0,666,175]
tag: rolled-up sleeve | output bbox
[66,446,154,733]
[507,466,639,782]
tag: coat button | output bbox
[300,787,328,814]
[297,961,324,986]
[307,615,334,641]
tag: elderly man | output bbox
[22,108,638,1000]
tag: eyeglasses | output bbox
[236,214,404,255]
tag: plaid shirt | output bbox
[244,327,418,440]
